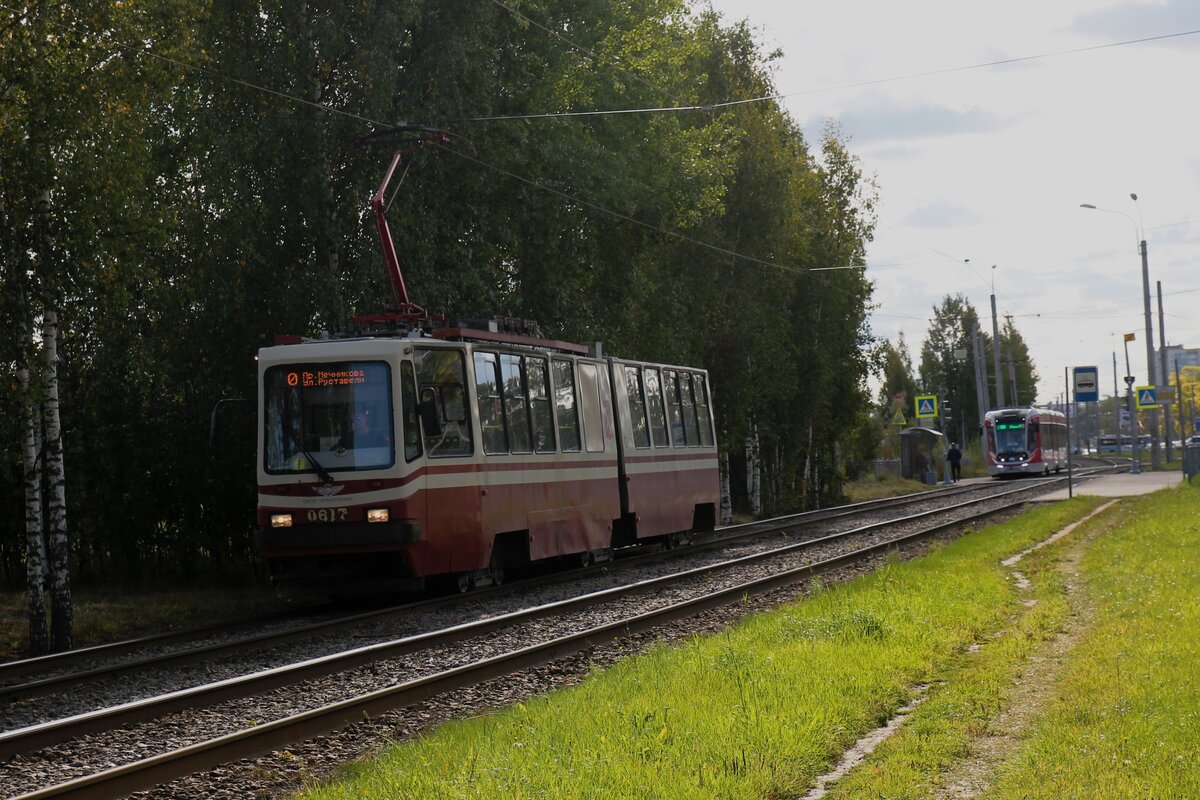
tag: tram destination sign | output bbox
[288,368,368,388]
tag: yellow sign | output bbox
[1123,332,1136,342]
[891,409,906,427]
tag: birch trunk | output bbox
[19,309,49,656]
[744,422,762,516]
[42,308,73,651]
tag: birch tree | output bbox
[41,306,72,649]
[18,304,49,656]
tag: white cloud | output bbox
[705,0,1200,403]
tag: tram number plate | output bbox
[307,508,349,523]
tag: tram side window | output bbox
[624,366,651,448]
[553,359,582,453]
[681,373,700,446]
[473,352,508,455]
[415,349,473,457]
[527,357,556,453]
[500,353,532,453]
[644,368,669,447]
[578,362,606,453]
[664,370,686,446]
[694,374,714,447]
[1029,421,1040,452]
[401,363,422,462]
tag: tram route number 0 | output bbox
[307,508,349,523]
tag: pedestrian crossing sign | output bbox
[1135,386,1159,409]
[915,394,938,419]
[891,409,906,427]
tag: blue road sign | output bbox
[1073,366,1099,403]
[915,395,938,419]
[1135,386,1158,409]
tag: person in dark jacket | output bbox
[946,442,963,482]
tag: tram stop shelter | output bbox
[899,427,945,484]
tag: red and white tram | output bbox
[254,323,719,591]
[983,406,1068,477]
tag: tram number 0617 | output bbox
[307,508,349,523]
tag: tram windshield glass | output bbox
[263,361,395,474]
[993,417,1028,455]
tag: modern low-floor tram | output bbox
[983,406,1068,477]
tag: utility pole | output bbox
[1132,193,1160,469]
[990,266,1005,409]
[1157,281,1173,461]
[1006,353,1018,406]
[1175,360,1187,441]
[972,324,988,424]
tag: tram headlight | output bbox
[271,513,294,528]
[366,508,390,524]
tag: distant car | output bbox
[1188,435,1200,446]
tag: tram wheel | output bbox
[455,572,473,593]
[488,557,506,587]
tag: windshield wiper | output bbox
[286,427,336,484]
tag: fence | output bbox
[1183,443,1200,483]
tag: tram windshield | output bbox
[263,361,395,474]
[993,417,1028,455]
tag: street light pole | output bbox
[1080,199,1158,467]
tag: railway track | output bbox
[3,468,1117,799]
[0,476,1039,707]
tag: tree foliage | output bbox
[877,333,918,413]
[1000,314,1039,405]
[919,294,985,437]
[918,295,1040,442]
[0,0,879,589]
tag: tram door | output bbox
[413,347,480,574]
[397,359,427,549]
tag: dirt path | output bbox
[801,501,1121,800]
[934,500,1119,799]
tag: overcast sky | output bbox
[703,0,1199,406]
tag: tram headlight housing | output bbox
[366,508,390,524]
[271,513,294,528]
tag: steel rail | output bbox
[0,605,335,685]
[12,497,1027,800]
[3,467,1117,708]
[1,476,1058,760]
[0,478,1010,703]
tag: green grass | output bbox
[819,499,1096,799]
[297,499,1108,800]
[980,487,1200,799]
[843,472,931,502]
